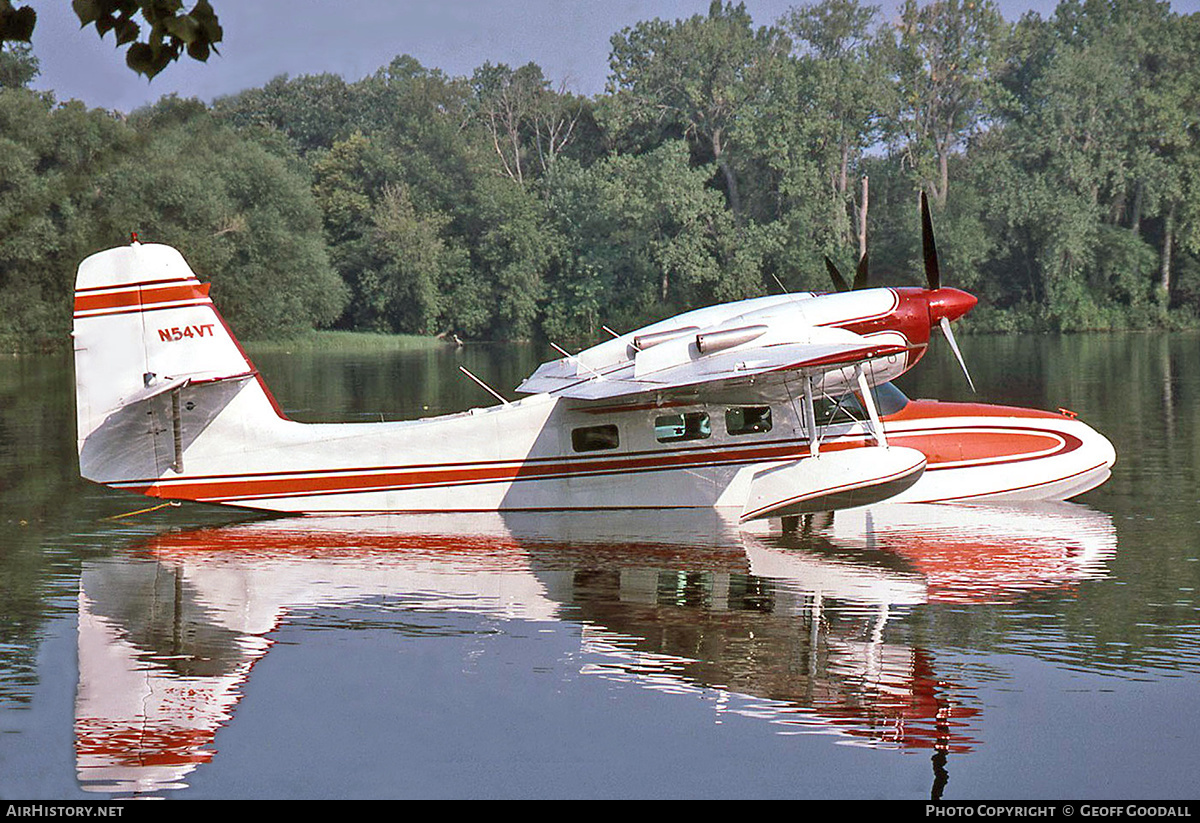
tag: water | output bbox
[1,333,1198,799]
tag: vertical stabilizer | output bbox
[72,241,284,486]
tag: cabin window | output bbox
[572,424,620,452]
[654,411,711,443]
[725,406,772,436]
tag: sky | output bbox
[22,0,1200,113]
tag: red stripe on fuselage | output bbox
[889,429,1081,468]
[118,439,842,502]
[112,415,1084,505]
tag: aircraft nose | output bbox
[927,288,977,324]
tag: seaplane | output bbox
[71,194,1115,520]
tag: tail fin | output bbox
[72,241,285,488]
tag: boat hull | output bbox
[878,400,1116,503]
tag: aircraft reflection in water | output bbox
[75,504,1116,797]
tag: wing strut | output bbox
[855,365,888,448]
[801,377,820,457]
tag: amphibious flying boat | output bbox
[70,195,1113,518]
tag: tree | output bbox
[544,141,758,340]
[777,0,891,253]
[0,40,36,88]
[1,0,222,78]
[94,99,346,337]
[309,131,405,330]
[783,0,886,202]
[370,182,463,334]
[215,73,355,156]
[470,62,544,186]
[979,0,1200,325]
[348,55,482,221]
[0,87,132,347]
[469,61,586,185]
[606,1,791,220]
[885,0,1007,205]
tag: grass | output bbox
[243,329,448,354]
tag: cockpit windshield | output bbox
[814,382,911,426]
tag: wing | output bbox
[517,292,912,402]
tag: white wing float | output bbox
[71,196,1113,521]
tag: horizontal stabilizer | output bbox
[105,371,255,416]
[115,374,193,408]
[80,370,255,484]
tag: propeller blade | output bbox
[921,191,941,291]
[939,316,975,392]
[853,252,869,290]
[825,256,850,293]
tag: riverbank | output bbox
[243,330,449,355]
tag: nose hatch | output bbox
[927,288,977,324]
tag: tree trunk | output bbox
[1159,202,1175,304]
[712,129,742,220]
[1129,181,1143,233]
[936,149,949,206]
[838,143,850,196]
[858,175,869,259]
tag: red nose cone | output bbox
[927,288,977,324]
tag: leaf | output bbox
[125,37,177,79]
[113,17,139,46]
[71,0,100,27]
[186,39,209,62]
[164,14,199,44]
[125,41,154,75]
[191,0,222,43]
[0,4,37,41]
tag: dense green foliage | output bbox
[2,0,1199,349]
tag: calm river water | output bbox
[1,333,1198,799]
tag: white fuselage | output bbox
[107,381,1114,513]
[107,385,827,513]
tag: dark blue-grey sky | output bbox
[24,0,1197,113]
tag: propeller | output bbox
[920,191,975,392]
[824,256,850,292]
[853,252,870,290]
[939,315,975,392]
[824,252,870,293]
[921,191,941,291]
[822,192,977,392]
